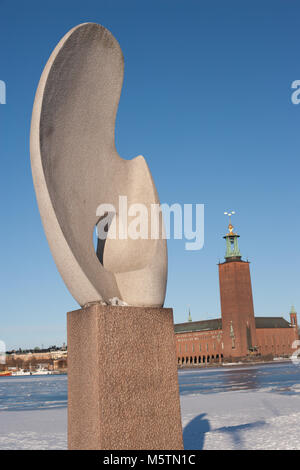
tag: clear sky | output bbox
[0,0,300,349]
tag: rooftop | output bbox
[255,317,292,329]
[174,318,222,333]
[174,316,293,333]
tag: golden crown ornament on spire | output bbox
[224,211,236,235]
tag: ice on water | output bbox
[1,362,300,450]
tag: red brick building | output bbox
[175,220,298,365]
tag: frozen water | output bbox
[0,375,67,411]
[0,362,300,449]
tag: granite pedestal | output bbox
[67,304,183,450]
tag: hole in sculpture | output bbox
[93,212,115,266]
[93,208,156,274]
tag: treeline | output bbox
[6,345,67,355]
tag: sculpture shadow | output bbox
[214,420,266,448]
[183,413,210,450]
[183,413,266,449]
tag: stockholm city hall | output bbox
[175,215,299,365]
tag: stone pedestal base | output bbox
[67,304,183,450]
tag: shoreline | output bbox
[178,358,293,371]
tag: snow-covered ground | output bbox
[181,363,300,449]
[0,408,67,450]
[1,363,300,450]
[182,388,300,449]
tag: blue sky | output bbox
[0,0,300,349]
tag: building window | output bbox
[199,344,201,352]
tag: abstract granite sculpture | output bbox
[30,23,182,450]
[30,22,167,308]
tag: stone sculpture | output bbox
[30,22,167,308]
[30,22,182,450]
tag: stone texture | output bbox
[67,304,183,450]
[30,23,167,308]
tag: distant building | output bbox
[6,349,67,371]
[175,220,298,365]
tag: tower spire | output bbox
[223,211,242,261]
[290,305,298,328]
[188,307,192,322]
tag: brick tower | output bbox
[218,213,257,359]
